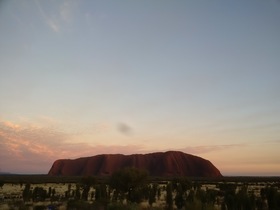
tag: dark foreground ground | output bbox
[0,174,279,210]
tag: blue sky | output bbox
[0,0,280,175]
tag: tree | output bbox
[0,180,4,188]
[172,177,192,193]
[196,188,207,209]
[75,184,81,200]
[82,185,90,201]
[48,187,52,198]
[166,183,173,210]
[32,187,47,202]
[81,176,96,187]
[148,183,158,206]
[265,186,280,210]
[51,188,56,198]
[22,183,31,202]
[235,185,255,210]
[172,177,192,210]
[81,176,96,201]
[220,183,237,210]
[174,184,184,210]
[109,167,148,203]
[95,183,109,207]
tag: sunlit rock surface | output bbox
[48,151,222,177]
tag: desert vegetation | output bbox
[1,169,280,210]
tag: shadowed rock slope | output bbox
[48,151,222,177]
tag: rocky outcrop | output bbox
[48,151,222,177]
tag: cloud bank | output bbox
[0,120,145,173]
[0,119,264,175]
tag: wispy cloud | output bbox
[1,119,277,176]
[34,0,76,33]
[34,0,59,32]
[0,120,67,173]
[181,144,245,154]
[264,139,280,144]
[60,1,72,22]
[0,119,248,174]
[0,120,144,173]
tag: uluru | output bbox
[48,151,222,177]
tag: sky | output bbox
[0,0,280,176]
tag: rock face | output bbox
[48,151,222,177]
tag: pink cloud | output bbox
[180,144,245,154]
[0,120,145,174]
[0,120,69,173]
[0,120,247,174]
